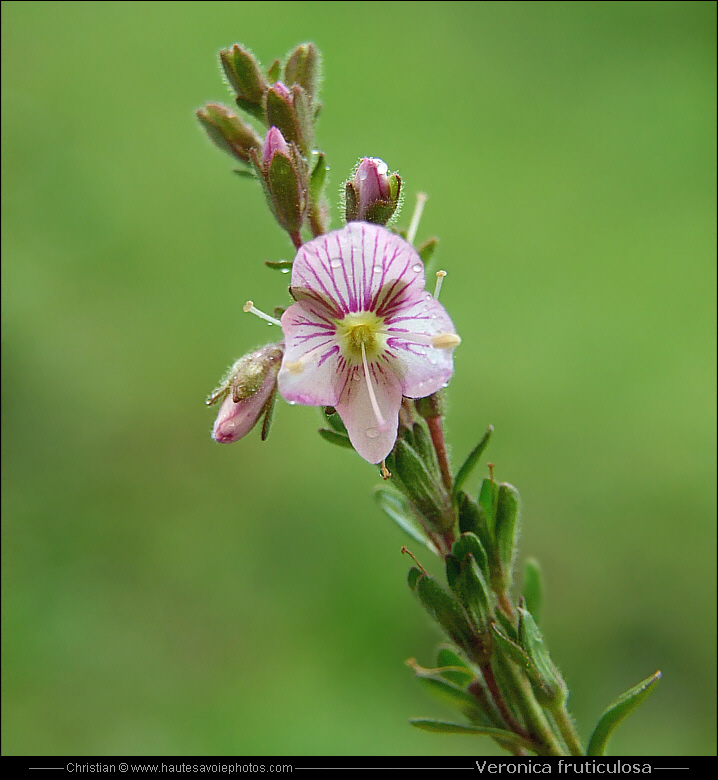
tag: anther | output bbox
[431,332,462,349]
[243,300,281,326]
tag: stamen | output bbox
[361,342,386,430]
[433,270,447,299]
[431,332,462,349]
[243,300,281,326]
[406,192,428,246]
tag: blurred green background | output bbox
[2,0,715,757]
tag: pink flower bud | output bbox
[345,158,401,225]
[262,126,290,170]
[209,344,283,443]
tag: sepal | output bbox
[517,605,567,707]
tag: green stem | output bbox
[493,653,567,756]
[550,704,584,756]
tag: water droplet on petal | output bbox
[425,292,432,300]
[288,400,297,406]
[373,265,382,274]
[412,263,423,273]
[330,259,341,269]
[365,427,379,438]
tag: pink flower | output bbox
[210,343,283,443]
[277,222,461,463]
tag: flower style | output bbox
[277,222,461,463]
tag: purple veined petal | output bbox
[290,223,426,317]
[383,294,459,398]
[277,299,348,406]
[334,360,403,464]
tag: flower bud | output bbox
[345,157,401,225]
[196,103,262,164]
[253,126,307,235]
[219,44,268,120]
[283,43,321,105]
[207,343,283,443]
[265,82,306,153]
[262,125,291,167]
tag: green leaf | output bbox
[417,237,438,264]
[267,59,281,83]
[452,532,489,577]
[375,488,437,553]
[264,260,293,272]
[265,86,301,149]
[478,477,497,540]
[283,43,321,102]
[416,675,484,720]
[453,426,493,499]
[491,622,542,687]
[321,406,347,434]
[523,558,543,625]
[220,45,267,104]
[517,606,567,706]
[436,647,474,686]
[267,151,302,232]
[416,574,477,659]
[392,438,455,534]
[409,719,531,749]
[407,566,422,592]
[494,482,521,587]
[308,152,327,202]
[233,168,257,179]
[587,671,662,756]
[317,428,353,449]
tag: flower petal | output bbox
[290,222,426,317]
[277,299,347,406]
[334,361,403,464]
[384,295,459,397]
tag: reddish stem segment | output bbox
[426,414,453,493]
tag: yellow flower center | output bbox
[335,312,385,361]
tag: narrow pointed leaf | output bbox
[436,647,474,686]
[491,622,542,687]
[417,237,438,264]
[265,260,293,272]
[587,671,662,756]
[308,152,327,202]
[409,719,531,750]
[453,426,493,499]
[523,557,543,625]
[415,675,484,721]
[375,488,437,553]
[317,428,353,448]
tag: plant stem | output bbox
[550,704,585,756]
[426,414,453,493]
[493,653,568,756]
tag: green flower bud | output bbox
[220,44,267,120]
[196,103,262,164]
